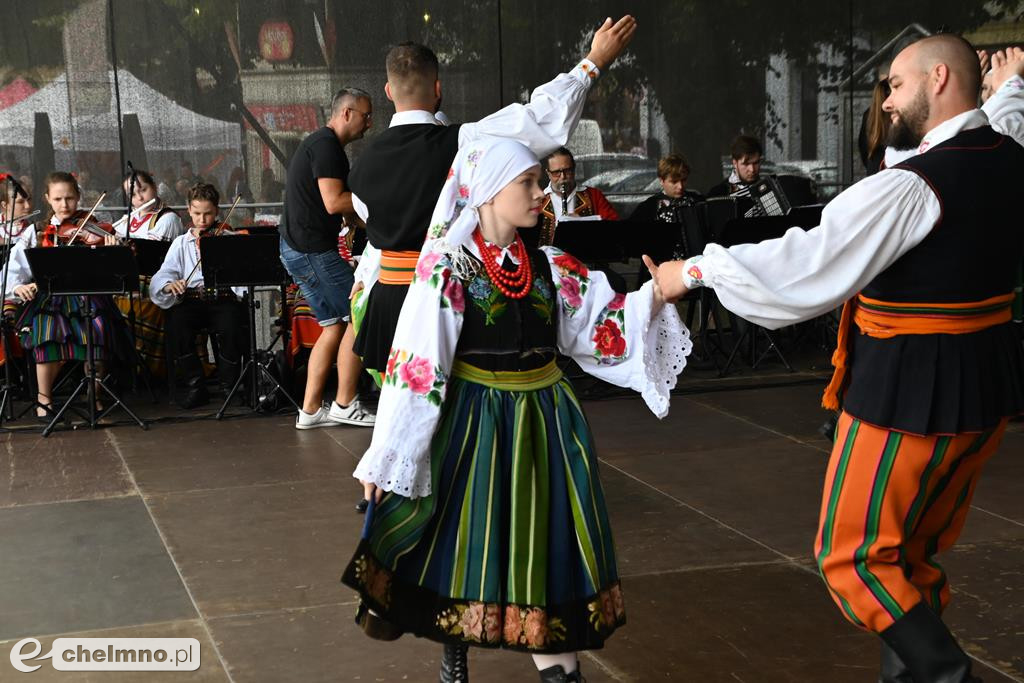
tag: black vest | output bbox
[844,125,1024,434]
[348,123,462,251]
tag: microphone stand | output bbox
[0,195,22,424]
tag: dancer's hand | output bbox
[350,280,364,301]
[977,49,991,76]
[644,256,689,302]
[361,480,384,505]
[13,283,36,302]
[586,16,637,71]
[989,47,1024,92]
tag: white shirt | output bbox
[150,230,246,309]
[351,58,601,226]
[684,75,1024,330]
[112,206,184,242]
[543,183,593,219]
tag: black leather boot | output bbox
[538,663,585,682]
[879,641,914,683]
[439,643,469,683]
[177,354,208,409]
[880,603,981,682]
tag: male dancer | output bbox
[651,37,1024,682]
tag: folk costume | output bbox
[342,139,689,681]
[16,213,127,364]
[537,184,619,246]
[151,229,247,407]
[349,58,602,374]
[113,201,184,376]
[678,75,1024,682]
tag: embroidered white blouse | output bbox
[353,241,691,499]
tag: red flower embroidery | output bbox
[553,252,588,277]
[458,184,470,199]
[593,319,626,358]
[687,264,703,282]
[503,607,523,645]
[398,356,435,394]
[386,351,399,379]
[607,293,625,311]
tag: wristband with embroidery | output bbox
[681,255,707,289]
[574,59,601,82]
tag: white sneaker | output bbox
[328,399,376,427]
[295,405,340,430]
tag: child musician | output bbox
[14,172,127,419]
[342,139,690,682]
[113,169,184,377]
[113,169,184,241]
[150,183,247,409]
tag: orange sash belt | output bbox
[379,250,421,286]
[822,292,1014,410]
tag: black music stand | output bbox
[714,216,820,376]
[124,238,171,399]
[25,246,149,436]
[198,235,299,418]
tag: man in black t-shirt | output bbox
[279,86,376,430]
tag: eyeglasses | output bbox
[547,168,575,177]
[345,107,372,122]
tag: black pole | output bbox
[107,0,128,205]
[496,0,505,107]
[847,0,854,183]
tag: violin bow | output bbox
[64,191,108,245]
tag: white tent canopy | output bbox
[0,68,240,153]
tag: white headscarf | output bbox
[422,138,540,278]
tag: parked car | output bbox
[575,153,652,185]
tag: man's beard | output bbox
[885,86,930,150]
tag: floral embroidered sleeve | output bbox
[352,250,465,499]
[542,247,691,419]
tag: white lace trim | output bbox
[630,283,691,418]
[353,440,433,499]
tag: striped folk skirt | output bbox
[114,292,166,376]
[814,412,1007,633]
[17,295,123,363]
[342,361,625,653]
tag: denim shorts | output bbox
[279,237,354,326]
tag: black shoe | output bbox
[179,378,209,409]
[879,641,914,683]
[439,643,469,683]
[354,602,403,641]
[355,498,369,514]
[880,603,981,683]
[538,664,585,682]
[818,413,839,441]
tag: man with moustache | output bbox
[650,37,1024,682]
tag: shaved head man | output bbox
[650,36,1024,683]
[884,34,982,149]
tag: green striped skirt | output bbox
[341,360,625,653]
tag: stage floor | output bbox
[1,379,1021,681]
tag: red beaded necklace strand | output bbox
[473,229,532,299]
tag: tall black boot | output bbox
[880,603,981,683]
[538,663,585,682]
[439,643,468,683]
[879,641,914,683]
[176,354,208,409]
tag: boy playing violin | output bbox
[151,183,247,409]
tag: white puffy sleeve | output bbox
[543,247,690,419]
[353,249,465,499]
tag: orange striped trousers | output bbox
[814,412,1007,633]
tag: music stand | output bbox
[25,246,149,436]
[124,238,171,399]
[198,235,299,418]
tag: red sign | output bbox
[259,21,294,62]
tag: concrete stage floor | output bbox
[1,378,1021,681]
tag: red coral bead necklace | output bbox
[473,228,532,299]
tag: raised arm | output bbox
[459,16,637,156]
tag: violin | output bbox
[46,192,119,247]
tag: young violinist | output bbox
[112,169,184,377]
[150,183,247,409]
[16,172,128,419]
[114,170,184,241]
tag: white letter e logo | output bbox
[10,638,51,673]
